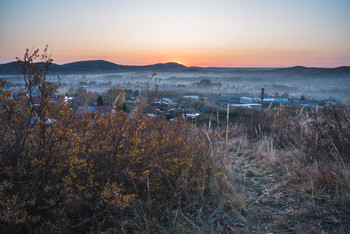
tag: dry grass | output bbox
[4,48,349,233]
[3,61,349,232]
[210,106,350,233]
[257,137,280,167]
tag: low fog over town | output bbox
[2,61,349,113]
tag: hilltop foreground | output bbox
[0,49,349,233]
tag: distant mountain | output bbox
[0,60,349,76]
[55,60,124,72]
[332,66,350,74]
[143,62,187,70]
[0,60,188,74]
[0,62,19,74]
[271,66,350,76]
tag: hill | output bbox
[0,60,188,74]
[1,60,350,77]
[270,66,350,76]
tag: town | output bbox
[2,74,345,126]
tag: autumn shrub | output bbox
[0,48,217,233]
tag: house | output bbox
[186,113,200,119]
[263,98,275,104]
[273,98,293,104]
[240,96,260,104]
[147,113,157,118]
[220,93,246,99]
[183,95,200,99]
[262,98,293,105]
[151,98,171,107]
[230,104,262,109]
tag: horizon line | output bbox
[1,59,349,69]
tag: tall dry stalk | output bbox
[225,103,230,153]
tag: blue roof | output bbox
[273,98,293,103]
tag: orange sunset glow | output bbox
[1,0,349,67]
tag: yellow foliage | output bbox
[0,48,214,232]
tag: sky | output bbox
[0,0,349,67]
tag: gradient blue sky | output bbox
[0,0,349,67]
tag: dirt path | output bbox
[228,149,348,233]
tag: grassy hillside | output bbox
[1,49,349,233]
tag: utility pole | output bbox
[261,88,264,110]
